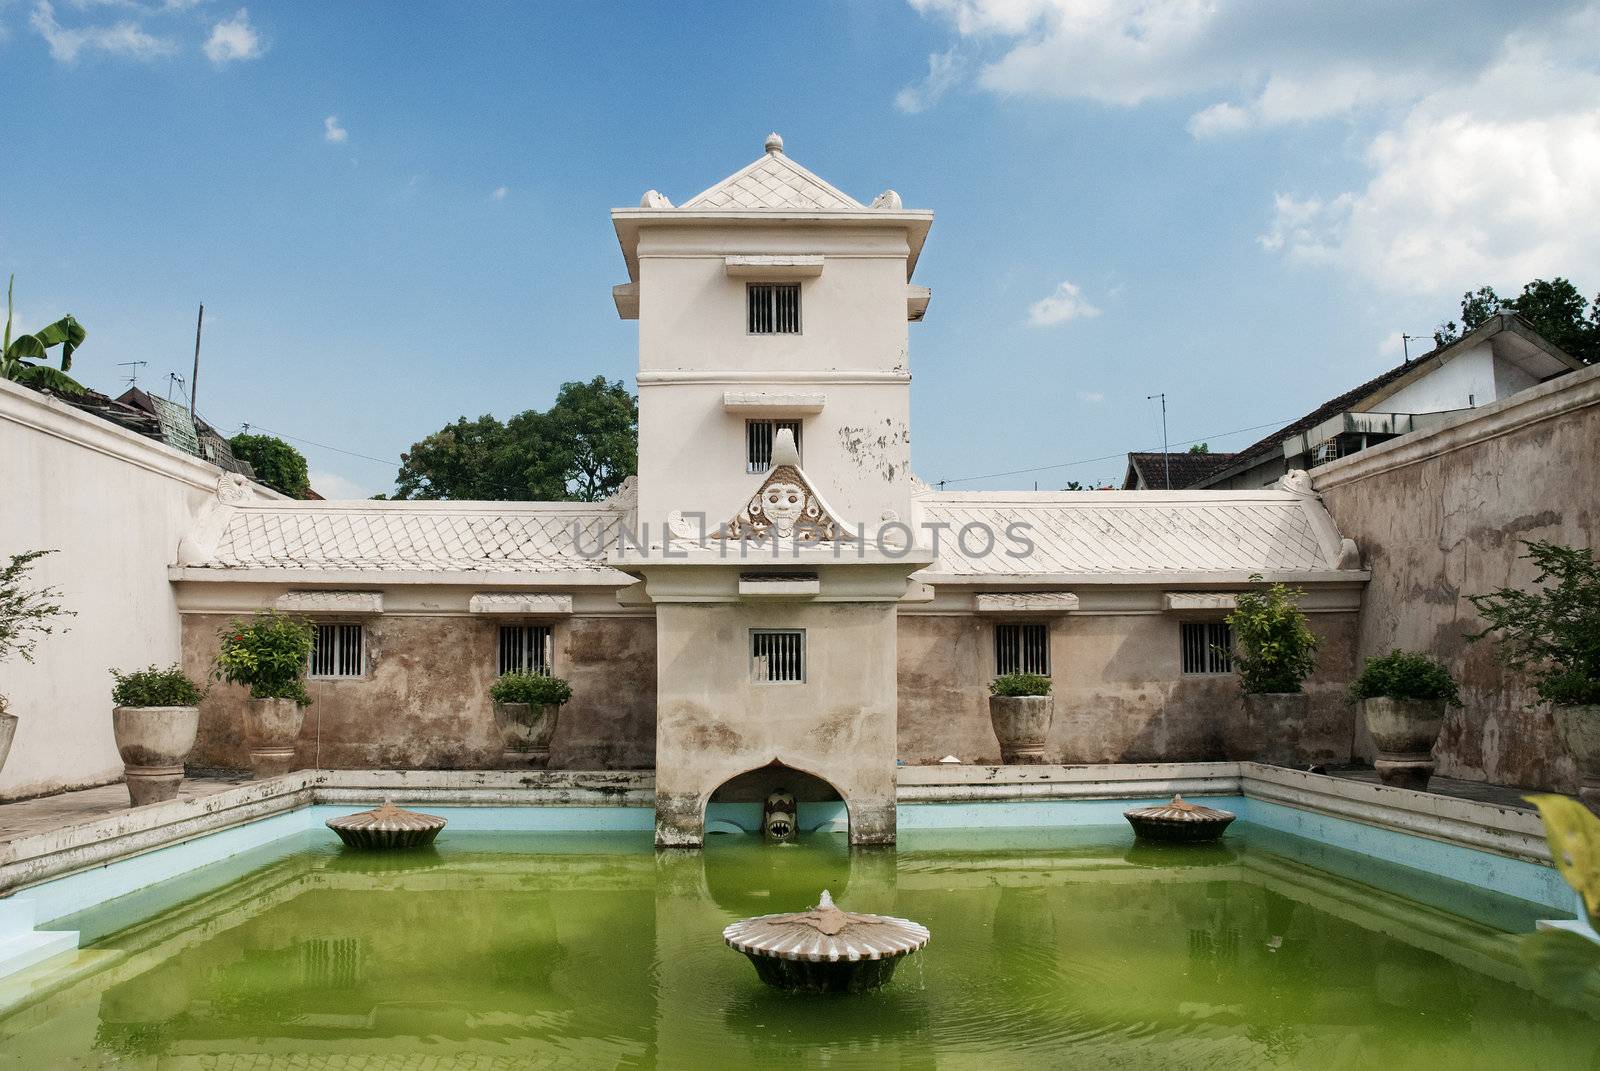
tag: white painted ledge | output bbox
[723,254,824,278]
[1164,592,1237,611]
[974,592,1080,614]
[276,590,384,614]
[468,593,574,615]
[721,391,826,414]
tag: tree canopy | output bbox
[230,433,311,499]
[394,376,637,502]
[1433,277,1600,362]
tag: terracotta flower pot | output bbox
[495,702,559,768]
[112,705,200,806]
[1237,693,1309,767]
[0,712,16,777]
[1552,703,1600,809]
[988,695,1053,764]
[243,697,304,778]
[1361,697,1445,791]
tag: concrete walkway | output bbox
[0,776,249,842]
[1325,766,1537,811]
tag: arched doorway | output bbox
[705,760,848,838]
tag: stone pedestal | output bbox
[988,695,1053,764]
[495,702,559,768]
[243,698,304,778]
[1362,697,1445,791]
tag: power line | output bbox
[937,417,1292,487]
[236,422,396,468]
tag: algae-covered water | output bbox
[0,824,1595,1069]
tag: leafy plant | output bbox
[2,274,87,395]
[111,664,205,707]
[1517,793,1600,1008]
[1227,576,1318,694]
[0,549,75,717]
[228,433,310,498]
[990,672,1052,697]
[1469,541,1600,707]
[490,672,572,707]
[214,612,315,704]
[1349,650,1461,705]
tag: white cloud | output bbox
[307,469,374,500]
[1076,389,1105,403]
[323,115,348,143]
[1028,280,1100,326]
[491,186,508,201]
[1187,101,1251,138]
[203,8,264,65]
[29,0,177,62]
[1258,18,1600,296]
[896,48,963,114]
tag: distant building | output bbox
[1124,314,1584,491]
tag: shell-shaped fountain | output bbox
[1123,794,1236,843]
[325,799,447,850]
[723,890,930,993]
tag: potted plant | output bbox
[1350,650,1461,790]
[988,672,1053,765]
[1471,541,1600,808]
[110,664,205,805]
[0,550,74,776]
[214,611,315,779]
[1226,576,1318,765]
[490,672,572,768]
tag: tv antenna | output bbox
[166,372,188,403]
[1146,392,1170,488]
[1401,333,1429,363]
[118,360,148,389]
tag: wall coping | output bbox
[1311,361,1600,491]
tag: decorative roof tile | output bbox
[682,151,864,212]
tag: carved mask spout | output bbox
[763,790,797,842]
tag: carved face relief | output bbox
[763,790,797,842]
[760,480,809,536]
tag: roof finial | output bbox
[764,131,784,155]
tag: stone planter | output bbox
[0,712,16,778]
[243,697,304,778]
[988,695,1053,764]
[112,705,200,806]
[1552,703,1600,809]
[1361,697,1445,791]
[1237,693,1309,766]
[495,702,559,768]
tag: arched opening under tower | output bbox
[705,761,849,839]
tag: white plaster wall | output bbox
[0,381,262,798]
[1381,343,1515,413]
[634,223,916,530]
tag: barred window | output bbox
[309,623,364,678]
[746,419,803,474]
[752,629,805,683]
[1180,622,1234,675]
[748,283,800,334]
[498,624,553,676]
[995,623,1049,676]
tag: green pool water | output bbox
[0,825,1595,1069]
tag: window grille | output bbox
[748,283,801,334]
[746,419,803,473]
[752,629,805,683]
[309,623,364,678]
[498,624,554,676]
[995,623,1049,676]
[1180,621,1233,674]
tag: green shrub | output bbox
[490,672,572,707]
[1349,650,1460,705]
[0,549,74,718]
[1470,541,1600,708]
[1227,576,1318,694]
[214,611,315,704]
[111,664,205,707]
[989,672,1052,697]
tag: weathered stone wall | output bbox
[896,611,1359,766]
[1313,364,1600,791]
[182,614,656,772]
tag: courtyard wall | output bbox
[0,381,271,799]
[1313,362,1600,792]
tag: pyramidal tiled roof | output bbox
[918,491,1343,577]
[681,141,865,212]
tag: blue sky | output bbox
[6,1,1599,496]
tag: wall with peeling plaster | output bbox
[1314,363,1600,792]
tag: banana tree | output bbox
[2,274,87,395]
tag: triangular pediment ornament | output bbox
[714,430,854,543]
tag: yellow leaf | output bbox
[1526,793,1600,928]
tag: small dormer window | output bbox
[746,419,802,473]
[748,283,800,334]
